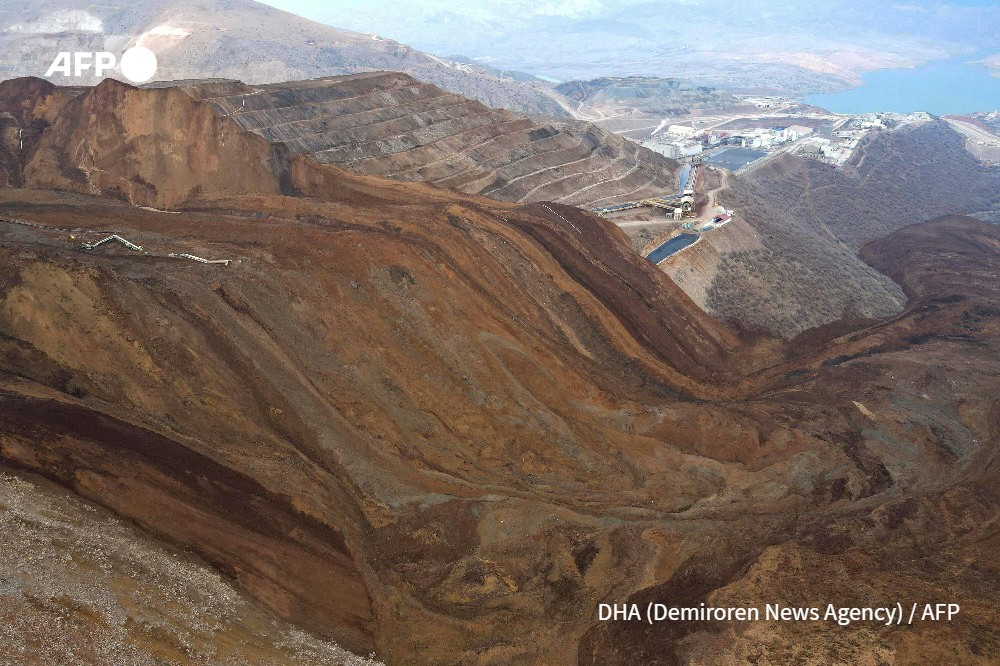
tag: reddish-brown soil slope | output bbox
[0,78,83,187]
[0,76,998,665]
[581,216,1000,663]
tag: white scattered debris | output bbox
[138,206,181,214]
[136,24,192,49]
[81,235,143,252]
[277,629,385,666]
[145,25,191,38]
[541,204,581,233]
[0,471,370,664]
[75,231,231,267]
[168,253,231,266]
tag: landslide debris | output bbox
[0,76,998,666]
[0,468,385,666]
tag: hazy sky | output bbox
[255,0,1000,50]
[255,0,1000,83]
[258,0,1000,25]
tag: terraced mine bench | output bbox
[174,73,681,208]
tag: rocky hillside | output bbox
[556,76,741,116]
[673,121,1000,338]
[2,76,1000,665]
[3,75,680,208]
[0,468,385,665]
[0,0,568,117]
[176,73,680,206]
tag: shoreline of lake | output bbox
[805,57,1000,116]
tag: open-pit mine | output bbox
[1,75,999,665]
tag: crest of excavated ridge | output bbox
[1,73,683,216]
[9,77,289,208]
[160,72,683,207]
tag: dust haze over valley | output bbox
[1,1,1000,665]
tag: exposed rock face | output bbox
[20,78,288,208]
[2,75,679,209]
[0,78,82,187]
[1,395,373,652]
[177,73,680,206]
[695,122,1000,338]
[1,77,1000,665]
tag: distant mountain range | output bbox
[298,0,1000,94]
[0,0,570,117]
